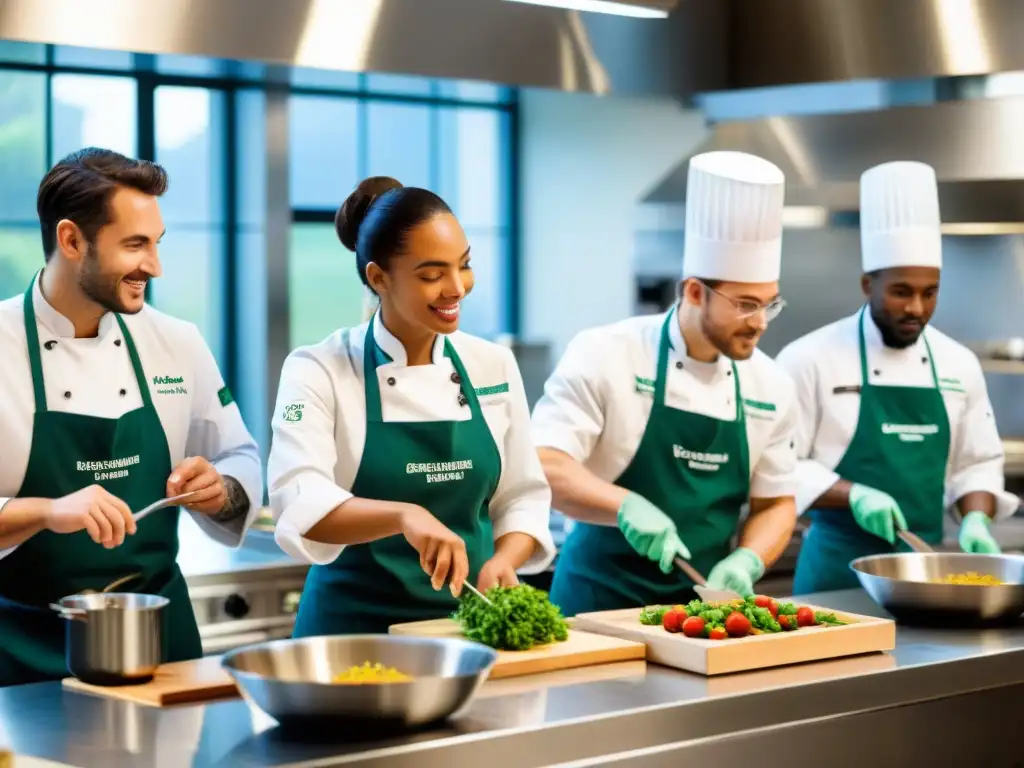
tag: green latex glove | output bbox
[617,492,691,574]
[958,510,1001,554]
[849,483,908,544]
[706,548,765,597]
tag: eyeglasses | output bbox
[701,282,787,322]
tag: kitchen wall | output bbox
[517,88,707,359]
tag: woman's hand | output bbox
[399,505,469,595]
[476,555,520,592]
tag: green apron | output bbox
[549,310,750,617]
[0,280,202,687]
[793,306,950,595]
[292,316,502,636]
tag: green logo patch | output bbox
[217,386,234,407]
[742,398,776,413]
[634,376,655,395]
[283,403,304,422]
[475,383,509,397]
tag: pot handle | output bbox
[49,603,86,621]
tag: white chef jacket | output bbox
[775,310,1019,520]
[531,310,799,499]
[0,275,264,559]
[267,312,556,570]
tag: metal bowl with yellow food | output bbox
[221,634,498,731]
[850,552,1024,627]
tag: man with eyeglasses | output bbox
[532,151,799,616]
[777,161,1016,594]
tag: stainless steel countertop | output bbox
[1,589,1022,768]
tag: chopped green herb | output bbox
[452,584,569,651]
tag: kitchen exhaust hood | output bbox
[642,96,1024,234]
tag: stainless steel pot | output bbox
[53,593,169,686]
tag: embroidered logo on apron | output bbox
[406,460,474,483]
[881,422,940,442]
[673,445,730,472]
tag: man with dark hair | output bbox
[0,148,263,686]
[778,161,1017,593]
[533,151,798,616]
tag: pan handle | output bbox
[49,603,86,621]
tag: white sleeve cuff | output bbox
[794,459,840,515]
[185,454,265,548]
[531,426,587,464]
[271,481,353,565]
[947,476,1021,523]
[492,505,556,575]
[749,474,797,501]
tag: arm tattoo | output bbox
[212,476,251,523]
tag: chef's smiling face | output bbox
[367,212,473,335]
[684,279,781,360]
[863,266,940,349]
[63,186,164,315]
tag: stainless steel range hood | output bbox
[642,96,1024,234]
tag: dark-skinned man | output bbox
[777,161,1017,594]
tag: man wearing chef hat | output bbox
[777,161,1017,594]
[533,151,799,616]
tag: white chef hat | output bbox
[682,151,785,283]
[860,161,942,273]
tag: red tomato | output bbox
[708,627,728,640]
[796,606,816,627]
[682,616,706,638]
[754,595,779,618]
[662,610,682,633]
[778,614,798,631]
[724,612,751,638]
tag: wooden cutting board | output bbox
[573,602,895,676]
[61,656,238,706]
[388,619,646,679]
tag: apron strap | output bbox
[857,306,942,391]
[362,313,486,423]
[656,308,745,423]
[115,315,155,409]
[22,278,48,413]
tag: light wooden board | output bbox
[7,757,81,768]
[61,656,238,707]
[388,618,646,679]
[573,603,895,676]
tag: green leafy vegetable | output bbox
[639,606,670,626]
[776,602,798,616]
[814,611,848,626]
[452,584,569,651]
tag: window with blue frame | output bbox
[0,44,518,453]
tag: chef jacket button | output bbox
[675,361,683,370]
[726,369,732,377]
[450,372,461,384]
[119,389,127,397]
[44,340,57,350]
[873,369,881,377]
[386,377,396,386]
[114,339,122,347]
[63,391,71,399]
[921,356,927,364]
[458,394,468,407]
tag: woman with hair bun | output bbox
[267,177,555,634]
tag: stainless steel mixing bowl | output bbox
[220,634,498,730]
[850,552,1024,627]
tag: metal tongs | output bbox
[674,557,744,603]
[132,491,200,524]
[50,572,143,619]
[897,529,935,554]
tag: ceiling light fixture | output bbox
[504,0,675,20]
